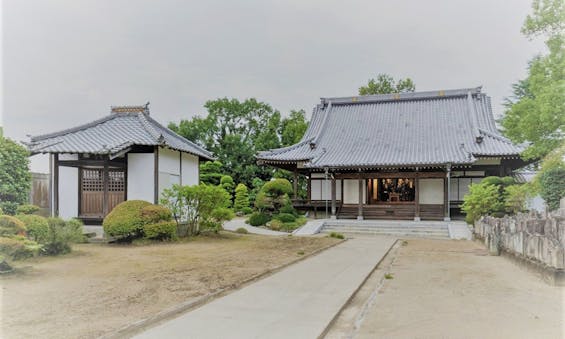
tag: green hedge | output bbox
[539,168,565,211]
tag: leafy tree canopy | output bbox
[170,98,308,187]
[501,0,564,160]
[358,74,415,95]
[0,137,31,214]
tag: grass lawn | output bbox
[0,232,339,339]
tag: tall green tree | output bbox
[358,74,415,95]
[280,110,308,146]
[169,98,284,187]
[0,137,31,214]
[501,0,564,160]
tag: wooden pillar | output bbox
[444,165,451,221]
[307,175,311,202]
[331,176,336,218]
[179,152,183,186]
[53,154,59,217]
[154,147,159,204]
[357,174,364,220]
[414,173,420,221]
[293,168,298,200]
[102,159,109,217]
[341,179,344,204]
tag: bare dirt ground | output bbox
[356,239,564,339]
[0,233,338,339]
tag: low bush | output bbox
[268,219,283,231]
[241,207,253,215]
[16,204,40,215]
[42,217,84,255]
[279,204,298,216]
[0,236,40,260]
[103,200,151,240]
[141,205,172,224]
[0,201,18,216]
[144,221,178,240]
[235,227,249,234]
[329,232,344,239]
[274,213,296,223]
[15,214,49,243]
[504,185,530,214]
[0,215,26,237]
[248,212,271,226]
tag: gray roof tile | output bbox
[258,87,523,168]
[28,110,214,160]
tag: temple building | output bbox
[28,105,214,224]
[257,87,526,221]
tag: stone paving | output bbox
[135,236,396,339]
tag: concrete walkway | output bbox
[135,236,396,339]
[223,218,287,236]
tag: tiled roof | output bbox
[28,107,214,160]
[257,87,523,168]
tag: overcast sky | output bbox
[2,0,544,172]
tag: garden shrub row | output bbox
[0,210,85,267]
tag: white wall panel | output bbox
[181,153,199,186]
[343,179,365,204]
[127,153,154,202]
[58,154,78,219]
[419,178,444,204]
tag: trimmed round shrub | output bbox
[268,219,283,231]
[274,213,296,223]
[16,204,40,215]
[144,221,178,241]
[141,204,172,224]
[235,227,248,234]
[248,212,271,226]
[0,236,40,260]
[103,200,151,240]
[279,204,297,216]
[0,215,26,237]
[15,214,49,243]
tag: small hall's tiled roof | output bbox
[28,105,214,160]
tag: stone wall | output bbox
[473,199,565,284]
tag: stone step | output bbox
[321,228,449,238]
[322,229,447,235]
[323,224,448,231]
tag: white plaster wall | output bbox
[57,154,78,219]
[159,147,180,175]
[310,179,342,200]
[127,153,155,202]
[419,178,444,204]
[343,179,366,204]
[158,147,182,198]
[181,152,199,186]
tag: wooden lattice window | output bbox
[108,171,125,192]
[81,169,104,192]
